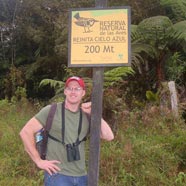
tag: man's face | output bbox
[64,80,85,104]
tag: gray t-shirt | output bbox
[35,102,90,176]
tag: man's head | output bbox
[65,76,85,90]
[64,76,86,105]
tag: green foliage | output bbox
[40,79,65,94]
[25,56,65,98]
[175,172,186,185]
[1,0,186,104]
[25,56,63,81]
[39,79,65,102]
[11,86,27,102]
[172,21,186,39]
[130,15,186,91]
[108,0,164,24]
[102,67,135,124]
[137,16,173,44]
[165,52,186,84]
[100,106,186,186]
[3,65,25,100]
[160,0,186,23]
[0,100,186,185]
[0,100,42,186]
[104,67,135,87]
[172,21,186,53]
[146,90,159,103]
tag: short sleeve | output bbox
[35,105,51,127]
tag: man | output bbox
[19,76,114,186]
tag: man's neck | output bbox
[65,100,80,112]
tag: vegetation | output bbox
[0,0,186,185]
[0,100,186,186]
[0,0,186,101]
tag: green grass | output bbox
[99,110,186,186]
[0,99,43,186]
[0,99,186,186]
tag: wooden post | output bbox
[88,1,107,186]
[88,2,107,186]
[168,81,179,118]
[88,67,104,186]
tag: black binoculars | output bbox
[66,143,80,162]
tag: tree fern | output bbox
[160,0,186,23]
[131,23,157,74]
[137,16,173,43]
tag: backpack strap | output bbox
[40,103,57,160]
[45,103,57,132]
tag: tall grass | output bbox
[99,107,186,186]
[0,99,43,186]
[0,99,186,186]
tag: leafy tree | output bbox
[0,0,18,65]
[14,0,95,98]
[0,0,186,103]
[108,0,165,24]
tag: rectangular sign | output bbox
[68,7,131,67]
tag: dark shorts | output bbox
[44,172,88,186]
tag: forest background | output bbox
[0,0,186,185]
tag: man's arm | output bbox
[81,102,114,141]
[100,118,114,141]
[19,117,61,175]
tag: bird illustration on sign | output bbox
[74,13,99,33]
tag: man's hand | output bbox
[36,159,61,175]
[81,102,91,114]
[82,102,114,141]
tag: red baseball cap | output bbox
[65,76,85,89]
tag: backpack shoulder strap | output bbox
[41,103,57,159]
[45,103,57,131]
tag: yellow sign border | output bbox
[68,7,131,67]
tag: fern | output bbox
[39,79,65,91]
[172,21,186,41]
[104,67,134,87]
